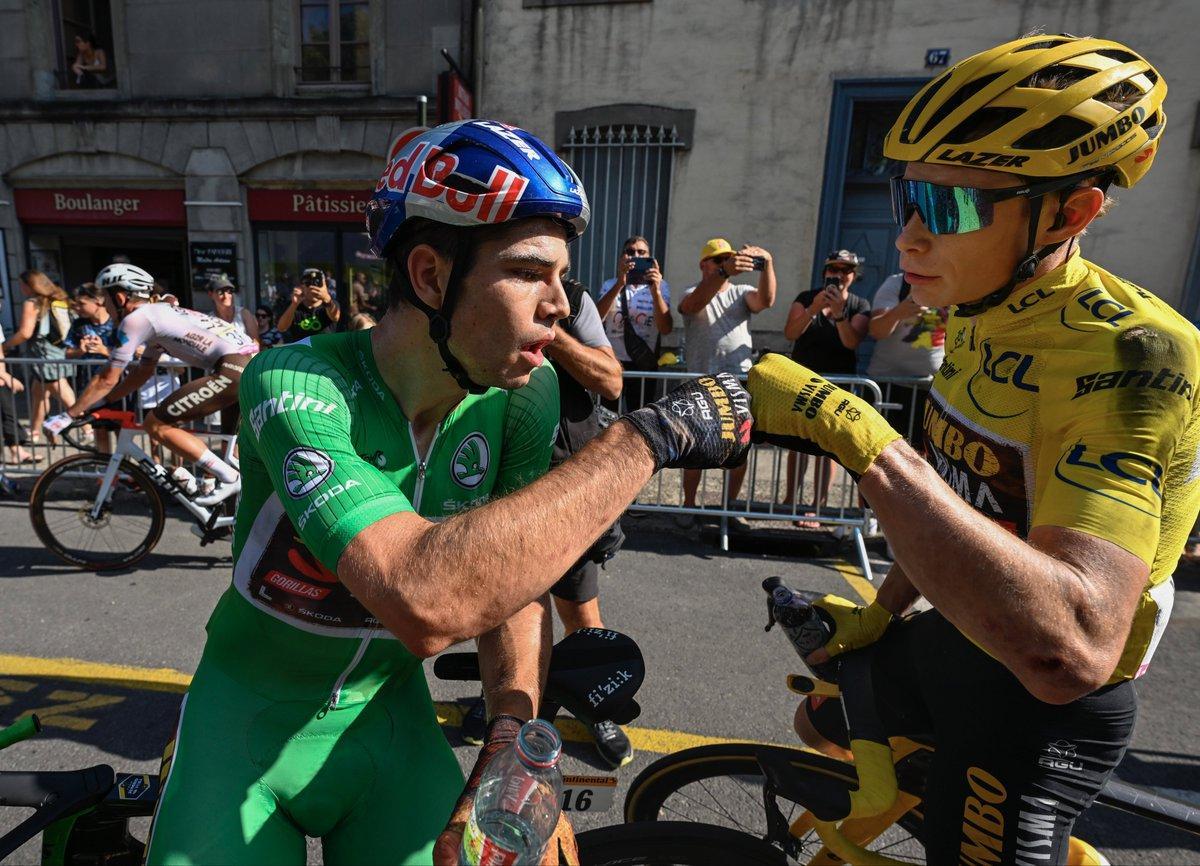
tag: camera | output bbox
[823,275,841,291]
[301,269,324,288]
[749,256,767,271]
[628,256,655,280]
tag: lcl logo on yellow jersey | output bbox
[966,340,1040,420]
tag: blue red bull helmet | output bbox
[365,120,590,395]
[366,120,590,257]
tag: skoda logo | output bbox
[452,433,490,489]
[283,447,334,498]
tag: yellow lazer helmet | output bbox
[884,34,1166,188]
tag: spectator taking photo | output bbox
[278,267,341,341]
[596,235,672,408]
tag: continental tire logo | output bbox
[452,433,490,489]
[283,448,334,499]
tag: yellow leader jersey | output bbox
[922,254,1200,681]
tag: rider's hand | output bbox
[43,413,73,437]
[747,353,901,478]
[622,373,752,471]
[435,716,547,865]
[805,594,894,666]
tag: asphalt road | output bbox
[1,494,1198,863]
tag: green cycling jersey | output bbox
[145,329,560,865]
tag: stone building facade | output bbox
[480,0,1200,346]
[0,0,473,327]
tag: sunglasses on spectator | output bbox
[710,254,733,264]
[889,173,1092,236]
[825,265,855,275]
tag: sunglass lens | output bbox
[891,177,994,235]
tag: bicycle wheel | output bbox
[625,744,925,863]
[576,821,787,865]
[30,454,165,571]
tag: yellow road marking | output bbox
[2,654,791,755]
[832,560,877,604]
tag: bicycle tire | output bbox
[624,743,925,862]
[29,454,165,571]
[576,821,787,865]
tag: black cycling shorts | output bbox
[151,354,250,426]
[550,559,599,603]
[803,610,1136,865]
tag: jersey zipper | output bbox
[325,422,442,711]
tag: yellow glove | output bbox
[747,353,901,477]
[812,594,893,660]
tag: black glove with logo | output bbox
[622,373,753,471]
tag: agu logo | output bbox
[452,433,490,489]
[283,448,334,499]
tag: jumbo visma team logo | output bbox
[452,433,490,489]
[283,448,335,498]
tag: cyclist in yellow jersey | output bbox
[748,34,1199,863]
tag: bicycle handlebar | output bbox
[0,716,40,752]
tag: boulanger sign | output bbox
[247,189,370,223]
[13,188,186,226]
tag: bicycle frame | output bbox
[91,428,238,530]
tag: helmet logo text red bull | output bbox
[376,141,530,224]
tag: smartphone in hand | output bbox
[629,256,655,280]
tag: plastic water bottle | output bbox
[461,719,563,865]
[169,466,199,496]
[769,582,839,680]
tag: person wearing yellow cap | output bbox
[677,238,776,527]
[749,34,1198,861]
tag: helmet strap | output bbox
[392,234,489,395]
[954,187,1072,318]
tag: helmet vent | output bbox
[441,171,489,194]
[917,72,1005,141]
[1012,115,1093,150]
[898,71,951,144]
[943,107,1023,145]
[1094,48,1140,64]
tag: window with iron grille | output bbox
[298,0,370,85]
[561,124,685,297]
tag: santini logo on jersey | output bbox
[250,391,338,438]
[1073,368,1194,400]
[376,141,529,224]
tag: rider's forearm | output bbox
[477,596,552,722]
[349,422,655,658]
[104,362,155,406]
[858,442,1135,703]
[875,563,921,615]
[69,367,122,416]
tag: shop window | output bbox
[298,0,370,85]
[54,0,117,90]
[255,226,385,324]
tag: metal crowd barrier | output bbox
[0,356,218,478]
[615,370,934,581]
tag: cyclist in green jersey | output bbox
[750,36,1200,863]
[145,120,752,866]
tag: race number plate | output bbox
[561,775,617,813]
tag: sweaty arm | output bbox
[68,314,154,416]
[242,349,657,660]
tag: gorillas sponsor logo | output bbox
[923,397,1027,533]
[165,375,233,418]
[1072,367,1194,400]
[1054,443,1163,514]
[1068,106,1146,165]
[791,377,837,419]
[935,148,1030,169]
[1061,287,1135,331]
[1006,286,1054,315]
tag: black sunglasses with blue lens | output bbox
[889,173,1094,236]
